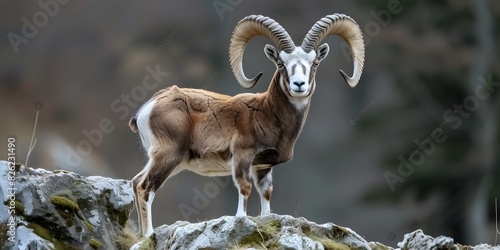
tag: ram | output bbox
[130,13,364,237]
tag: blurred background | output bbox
[1,0,499,246]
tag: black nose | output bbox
[293,81,305,87]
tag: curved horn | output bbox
[301,14,365,87]
[229,15,295,88]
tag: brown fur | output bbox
[131,71,312,236]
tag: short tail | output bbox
[129,116,138,133]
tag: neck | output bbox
[265,71,311,117]
[262,72,311,155]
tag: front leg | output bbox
[232,152,254,217]
[253,167,273,214]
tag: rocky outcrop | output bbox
[1,161,498,250]
[131,214,386,250]
[132,214,499,250]
[397,230,498,250]
[0,161,135,249]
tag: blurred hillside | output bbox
[1,0,499,246]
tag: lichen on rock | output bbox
[0,160,135,249]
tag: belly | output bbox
[180,155,233,176]
[177,154,273,177]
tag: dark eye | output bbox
[277,62,284,68]
[313,61,319,67]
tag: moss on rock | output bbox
[14,200,24,215]
[50,195,79,212]
[369,242,392,250]
[83,220,94,232]
[138,234,156,250]
[0,223,9,246]
[115,223,139,250]
[14,162,22,171]
[239,219,281,248]
[309,235,351,250]
[90,238,102,249]
[330,225,350,238]
[1,161,135,249]
[28,222,52,241]
[52,169,70,174]
[105,200,128,227]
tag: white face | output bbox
[265,44,329,99]
[279,47,316,97]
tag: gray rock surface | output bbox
[133,213,385,250]
[397,229,500,250]
[2,161,499,250]
[0,160,134,249]
[133,213,500,250]
[398,229,455,250]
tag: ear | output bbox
[264,44,280,64]
[316,43,329,62]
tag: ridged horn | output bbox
[301,13,365,87]
[229,15,295,88]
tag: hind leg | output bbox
[253,167,273,214]
[133,94,192,236]
[132,169,146,233]
[135,145,185,237]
